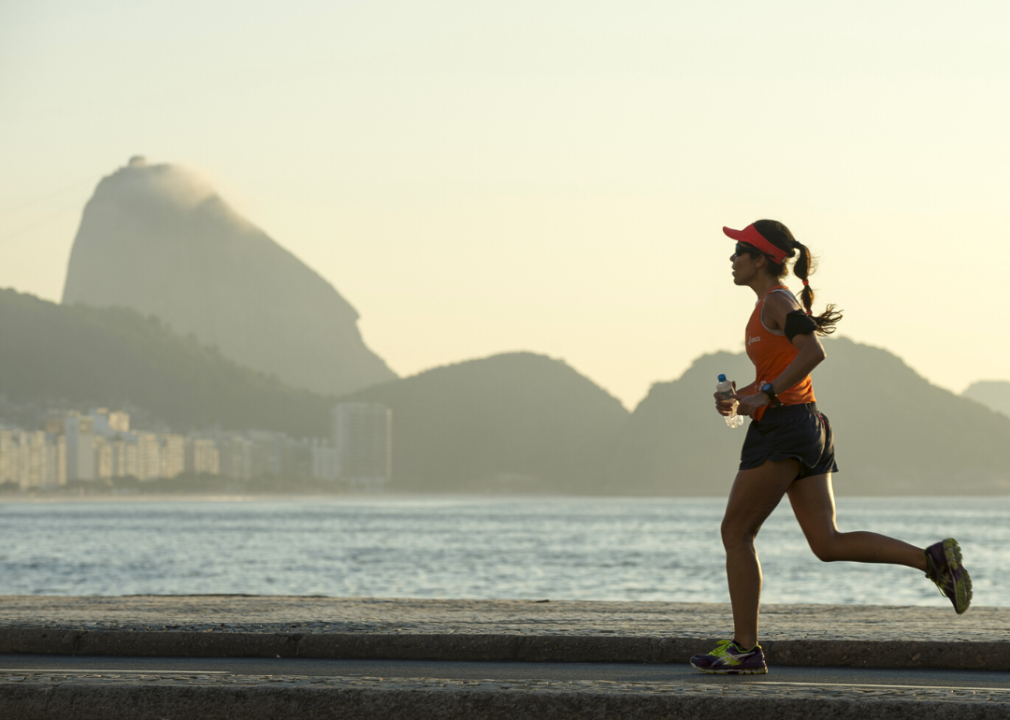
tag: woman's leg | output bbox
[721,459,801,650]
[786,474,927,571]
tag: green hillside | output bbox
[607,349,750,496]
[813,339,1010,494]
[4,287,1007,496]
[340,352,630,492]
[611,337,1010,496]
[0,289,332,436]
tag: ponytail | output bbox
[753,220,843,336]
[790,239,842,335]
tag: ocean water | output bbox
[0,496,1006,606]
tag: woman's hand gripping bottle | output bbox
[716,374,745,428]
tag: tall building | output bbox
[332,403,392,490]
[110,436,139,478]
[65,414,96,481]
[160,434,186,479]
[310,438,340,481]
[94,436,113,480]
[247,431,284,478]
[23,431,49,489]
[0,430,17,486]
[136,433,160,480]
[0,431,49,489]
[218,435,251,480]
[45,434,66,487]
[186,438,220,476]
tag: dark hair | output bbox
[751,219,842,335]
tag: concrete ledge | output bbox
[3,673,1010,720]
[2,628,1009,671]
[3,597,1008,671]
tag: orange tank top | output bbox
[745,285,816,422]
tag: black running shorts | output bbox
[739,403,839,479]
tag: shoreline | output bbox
[2,492,1004,503]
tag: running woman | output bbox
[689,220,971,676]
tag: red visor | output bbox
[723,224,788,264]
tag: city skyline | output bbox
[0,403,392,490]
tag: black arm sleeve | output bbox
[784,309,818,341]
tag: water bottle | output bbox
[716,374,745,428]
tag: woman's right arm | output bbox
[714,381,756,416]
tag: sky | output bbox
[2,0,1008,408]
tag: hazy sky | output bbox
[3,0,1008,407]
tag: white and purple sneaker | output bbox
[690,640,768,675]
[925,538,972,614]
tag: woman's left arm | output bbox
[735,294,826,416]
[766,333,826,396]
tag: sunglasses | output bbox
[734,243,759,257]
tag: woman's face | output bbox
[730,244,762,285]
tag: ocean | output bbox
[0,496,1005,605]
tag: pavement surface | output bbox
[2,596,1010,718]
[3,654,1010,689]
[2,657,1010,720]
[2,595,1004,642]
[2,596,1008,670]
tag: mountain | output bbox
[611,337,1010,496]
[8,276,1009,496]
[339,352,630,492]
[963,381,1010,419]
[62,157,395,397]
[0,289,331,436]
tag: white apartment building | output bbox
[218,435,252,480]
[332,403,392,490]
[160,434,186,479]
[136,432,161,481]
[45,435,66,487]
[109,436,139,478]
[0,430,65,490]
[65,414,96,481]
[310,438,340,481]
[94,436,113,480]
[0,430,17,486]
[246,431,285,478]
[186,438,220,475]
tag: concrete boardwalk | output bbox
[2,597,1009,718]
[3,662,1010,719]
[1,596,1008,669]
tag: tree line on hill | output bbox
[0,289,331,437]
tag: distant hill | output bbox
[5,285,1007,496]
[340,352,630,492]
[611,337,1010,496]
[0,289,331,436]
[62,157,395,397]
[963,381,1010,419]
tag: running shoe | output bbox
[689,639,767,675]
[924,538,972,614]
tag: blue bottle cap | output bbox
[718,374,727,382]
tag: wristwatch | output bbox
[760,382,782,406]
